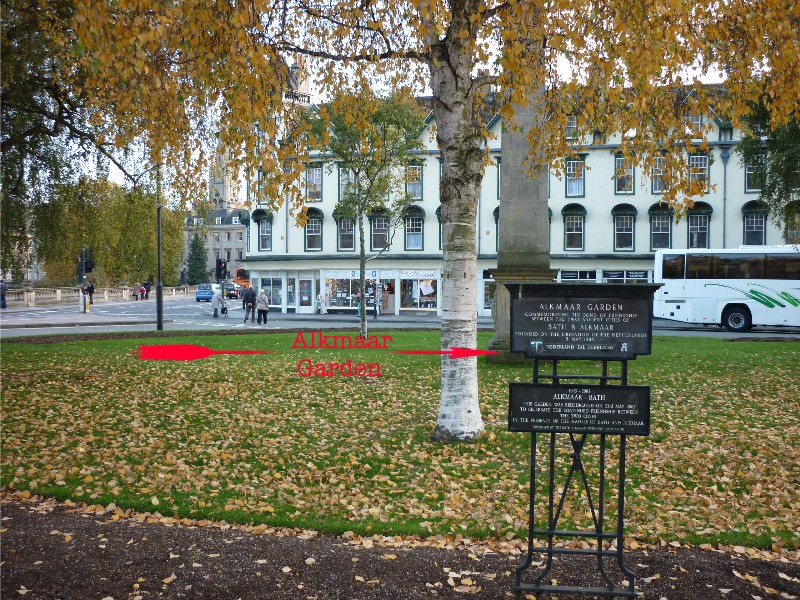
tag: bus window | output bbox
[686,254,712,279]
[662,254,685,279]
[766,254,800,280]
[712,253,765,279]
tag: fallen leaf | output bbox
[162,573,176,584]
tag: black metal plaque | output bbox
[510,294,654,359]
[508,383,650,436]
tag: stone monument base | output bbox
[487,267,558,363]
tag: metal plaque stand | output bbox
[514,358,636,598]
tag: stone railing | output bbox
[5,286,190,307]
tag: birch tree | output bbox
[310,91,425,338]
[72,0,799,441]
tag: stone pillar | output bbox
[488,100,558,360]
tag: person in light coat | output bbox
[211,289,222,318]
[256,288,270,324]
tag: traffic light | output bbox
[84,248,95,273]
[215,258,227,281]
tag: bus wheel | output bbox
[722,307,751,332]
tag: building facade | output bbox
[237,114,786,316]
[183,209,248,282]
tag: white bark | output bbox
[428,25,485,442]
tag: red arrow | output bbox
[136,344,271,361]
[393,347,500,359]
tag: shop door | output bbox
[298,278,314,313]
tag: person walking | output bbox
[317,291,328,315]
[211,288,222,318]
[256,287,270,324]
[133,282,140,301]
[374,285,382,320]
[143,281,152,300]
[243,285,257,323]
[0,279,8,309]
[86,280,95,305]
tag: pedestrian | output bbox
[133,282,140,301]
[144,281,152,300]
[211,288,222,318]
[86,280,95,305]
[374,284,381,320]
[0,279,8,309]
[139,283,147,300]
[256,287,270,324]
[317,291,327,315]
[243,285,257,323]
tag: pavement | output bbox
[0,300,495,331]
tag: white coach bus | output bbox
[653,246,800,331]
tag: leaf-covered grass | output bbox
[1,332,798,551]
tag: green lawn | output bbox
[1,331,798,551]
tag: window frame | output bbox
[651,155,666,194]
[688,153,709,192]
[306,163,323,203]
[406,164,423,200]
[562,204,587,251]
[370,215,390,251]
[258,219,272,251]
[404,210,424,251]
[611,204,637,251]
[565,156,586,198]
[565,114,578,140]
[649,206,673,250]
[745,153,766,193]
[614,155,635,195]
[336,216,355,251]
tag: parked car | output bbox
[233,283,243,296]
[221,282,238,299]
[195,283,220,302]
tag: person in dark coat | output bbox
[243,285,257,323]
[86,281,95,305]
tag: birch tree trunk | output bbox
[428,17,485,442]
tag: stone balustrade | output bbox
[4,286,190,307]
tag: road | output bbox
[1,296,799,339]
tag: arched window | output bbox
[648,203,674,250]
[687,201,713,248]
[742,200,769,246]
[368,209,390,251]
[404,205,425,250]
[304,207,324,251]
[561,203,587,250]
[611,203,637,251]
[332,207,355,251]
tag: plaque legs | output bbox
[514,360,637,598]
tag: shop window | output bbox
[262,277,283,306]
[400,276,437,309]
